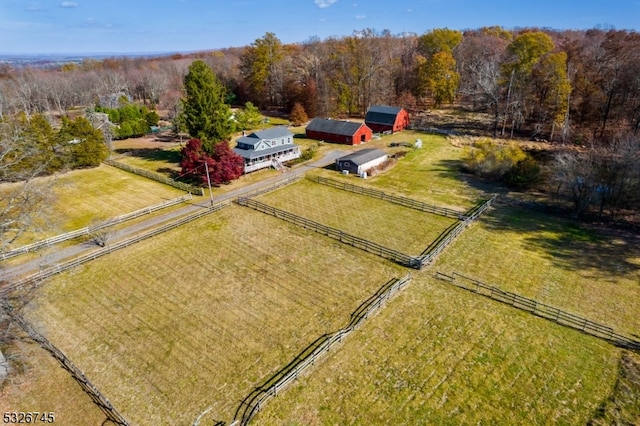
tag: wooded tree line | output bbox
[1,27,638,144]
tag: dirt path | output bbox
[0,151,345,285]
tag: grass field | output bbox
[255,274,620,425]
[9,205,405,425]
[0,164,186,252]
[256,179,459,256]
[2,130,638,425]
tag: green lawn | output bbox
[255,274,619,425]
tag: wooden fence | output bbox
[104,158,204,195]
[233,274,412,426]
[314,176,466,219]
[418,196,496,267]
[235,197,421,269]
[241,174,303,198]
[1,302,129,425]
[0,201,229,299]
[435,271,640,351]
[1,194,193,261]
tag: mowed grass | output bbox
[256,274,619,425]
[321,132,491,210]
[256,179,459,256]
[435,204,640,337]
[16,205,405,425]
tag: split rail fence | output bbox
[104,158,204,195]
[1,302,129,425]
[0,201,229,299]
[233,274,412,426]
[0,194,193,261]
[418,196,496,268]
[435,271,640,351]
[235,197,421,268]
[314,176,466,219]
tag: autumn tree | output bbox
[500,31,555,136]
[180,138,244,186]
[289,102,308,126]
[240,32,284,107]
[415,28,462,106]
[181,60,234,153]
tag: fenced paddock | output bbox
[104,158,204,195]
[253,274,620,425]
[251,179,462,257]
[0,194,193,261]
[435,271,640,351]
[234,274,412,425]
[14,205,406,425]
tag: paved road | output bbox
[0,150,346,284]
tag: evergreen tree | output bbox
[181,60,234,153]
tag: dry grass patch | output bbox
[22,205,405,425]
[256,274,620,425]
[256,179,459,256]
[0,340,105,425]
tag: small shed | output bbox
[335,148,388,175]
[306,118,373,145]
[364,105,410,134]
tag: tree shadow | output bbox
[113,148,181,165]
[480,204,640,280]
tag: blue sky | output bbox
[1,0,638,54]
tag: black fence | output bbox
[235,197,421,269]
[435,271,640,351]
[1,302,129,425]
[314,176,466,219]
[233,274,412,425]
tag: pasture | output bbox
[255,274,620,425]
[10,205,406,425]
[2,131,638,425]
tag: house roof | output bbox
[365,105,404,126]
[233,144,296,160]
[306,118,369,136]
[337,148,387,166]
[236,125,293,146]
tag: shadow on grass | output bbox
[114,147,182,164]
[480,205,640,280]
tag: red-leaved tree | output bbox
[180,138,244,186]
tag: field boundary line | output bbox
[418,196,496,268]
[313,176,466,219]
[435,271,640,352]
[231,273,412,426]
[104,158,205,195]
[242,174,304,198]
[235,197,421,268]
[0,200,230,299]
[0,193,193,261]
[0,301,129,425]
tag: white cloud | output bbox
[314,0,337,8]
[355,14,366,20]
[60,1,78,7]
[406,8,413,13]
[26,5,42,11]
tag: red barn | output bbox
[305,118,372,145]
[364,105,410,134]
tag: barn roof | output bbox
[365,105,404,126]
[306,118,368,136]
[338,148,387,166]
